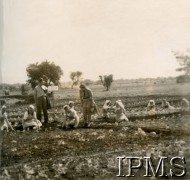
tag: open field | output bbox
[1,81,190,179]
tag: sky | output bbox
[1,0,190,84]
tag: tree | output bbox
[70,71,82,88]
[20,84,28,95]
[174,51,190,76]
[176,75,190,83]
[26,60,63,89]
[173,50,190,83]
[99,74,113,91]
[83,79,94,86]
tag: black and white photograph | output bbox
[0,0,190,179]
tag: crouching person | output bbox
[62,105,79,129]
[114,100,129,124]
[162,99,175,110]
[102,100,112,119]
[22,105,42,131]
[181,98,190,112]
[0,101,15,132]
[147,100,156,112]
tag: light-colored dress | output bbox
[181,98,190,111]
[22,111,42,129]
[114,101,128,122]
[62,109,79,128]
[102,100,111,118]
[0,111,8,131]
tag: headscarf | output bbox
[69,101,74,106]
[1,105,7,115]
[103,100,111,109]
[63,105,69,110]
[115,100,126,112]
[80,83,86,89]
[29,105,35,110]
[148,100,155,106]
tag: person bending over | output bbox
[22,105,42,131]
[62,105,79,129]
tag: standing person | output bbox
[79,84,93,127]
[34,78,48,124]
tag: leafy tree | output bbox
[20,84,28,95]
[174,51,190,76]
[83,79,94,86]
[99,74,113,91]
[70,71,82,88]
[173,50,190,83]
[26,60,63,89]
[176,75,190,83]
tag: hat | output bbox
[69,101,74,105]
[1,105,6,110]
[39,78,43,83]
[80,83,85,88]
[29,105,35,110]
[63,105,69,110]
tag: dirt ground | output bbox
[1,88,190,179]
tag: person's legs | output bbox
[83,106,88,124]
[42,97,48,123]
[36,97,42,121]
[62,118,66,128]
[74,118,79,128]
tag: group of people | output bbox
[1,77,190,132]
[147,98,190,112]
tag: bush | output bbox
[176,75,190,83]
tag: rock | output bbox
[137,128,147,136]
[149,132,157,135]
[24,164,35,175]
[108,129,113,133]
[11,148,17,152]
[97,135,105,140]
[79,137,86,142]
[58,140,66,145]
[122,127,128,131]
[92,132,97,136]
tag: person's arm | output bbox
[62,111,67,128]
[4,113,15,131]
[88,89,93,100]
[34,87,37,104]
[79,90,83,105]
[73,111,79,127]
[22,111,27,127]
[33,112,39,129]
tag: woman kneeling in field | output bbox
[0,101,15,132]
[147,100,156,112]
[102,100,112,119]
[22,105,42,131]
[161,99,175,110]
[181,98,190,111]
[114,100,129,123]
[62,105,79,129]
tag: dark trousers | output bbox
[36,96,48,123]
